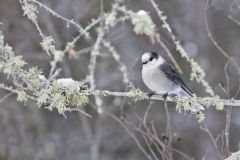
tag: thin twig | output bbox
[224,60,232,157]
[204,0,230,59]
[28,0,89,38]
[156,33,183,74]
[228,15,240,27]
[107,113,153,160]
[0,92,14,104]
[164,102,173,159]
[200,124,222,159]
[143,101,154,125]
[234,82,240,99]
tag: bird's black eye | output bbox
[149,57,153,61]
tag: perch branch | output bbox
[101,91,240,107]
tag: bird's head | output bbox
[141,52,164,66]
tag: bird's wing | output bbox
[160,63,193,96]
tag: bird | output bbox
[141,52,204,112]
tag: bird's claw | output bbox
[147,91,155,99]
[162,92,168,101]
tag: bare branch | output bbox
[155,33,183,74]
[203,0,230,59]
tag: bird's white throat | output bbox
[157,56,164,65]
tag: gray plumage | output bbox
[159,62,193,96]
[141,52,204,112]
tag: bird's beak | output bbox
[142,61,147,65]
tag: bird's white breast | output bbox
[142,64,178,94]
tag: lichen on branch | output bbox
[0,32,89,117]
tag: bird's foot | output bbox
[147,91,156,99]
[162,92,168,101]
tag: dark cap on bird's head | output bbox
[141,52,159,65]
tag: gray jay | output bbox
[141,52,204,112]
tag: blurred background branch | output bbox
[0,0,240,159]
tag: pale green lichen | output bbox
[176,95,205,122]
[128,88,145,101]
[0,32,89,116]
[25,67,44,89]
[47,92,66,113]
[195,111,205,123]
[214,99,224,110]
[105,11,117,27]
[48,80,89,112]
[113,5,156,41]
[66,93,88,107]
[201,96,224,110]
[17,90,27,102]
[176,96,192,113]
[53,50,64,62]
[131,10,156,40]
[43,80,89,114]
[36,89,49,107]
[22,3,38,23]
[200,97,212,108]
[189,59,215,96]
[127,83,145,101]
[190,59,206,82]
[225,151,240,160]
[3,55,25,75]
[176,94,205,112]
[56,78,86,94]
[211,96,224,110]
[0,39,25,76]
[176,95,226,122]
[40,36,55,53]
